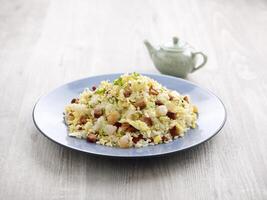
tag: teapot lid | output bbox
[160,37,189,52]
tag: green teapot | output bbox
[144,37,207,78]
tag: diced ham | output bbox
[120,123,137,132]
[155,100,163,106]
[167,112,177,120]
[183,96,189,103]
[149,87,159,95]
[79,116,87,125]
[123,88,132,97]
[169,126,180,137]
[140,116,153,126]
[93,108,103,118]
[132,134,143,144]
[71,98,79,104]
[134,99,146,109]
[87,133,97,143]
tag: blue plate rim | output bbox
[32,73,227,158]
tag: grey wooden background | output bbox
[0,0,267,199]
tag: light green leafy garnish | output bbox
[95,88,106,94]
[113,77,123,86]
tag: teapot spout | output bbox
[144,40,156,57]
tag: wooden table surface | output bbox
[0,0,267,199]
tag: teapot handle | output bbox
[191,52,208,73]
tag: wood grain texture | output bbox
[0,0,267,199]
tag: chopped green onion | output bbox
[95,88,106,94]
[113,77,123,86]
[132,72,140,77]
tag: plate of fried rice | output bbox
[33,73,226,157]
